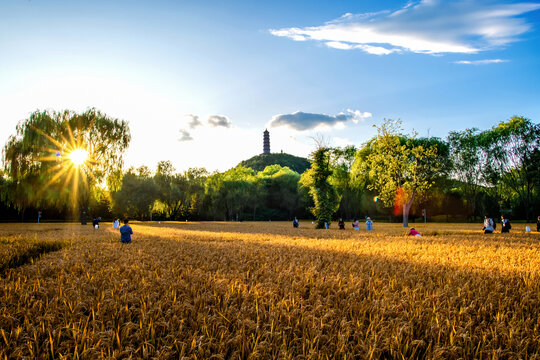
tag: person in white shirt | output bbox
[483,216,494,234]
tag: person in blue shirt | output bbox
[120,219,133,244]
[366,217,373,231]
[292,217,299,228]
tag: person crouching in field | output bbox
[120,219,133,244]
[408,228,421,237]
[352,219,359,231]
[293,217,299,228]
[483,216,494,234]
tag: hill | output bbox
[239,153,311,174]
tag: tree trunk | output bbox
[402,189,416,227]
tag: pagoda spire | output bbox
[263,129,270,154]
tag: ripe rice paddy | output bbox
[0,221,539,359]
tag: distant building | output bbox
[263,129,270,154]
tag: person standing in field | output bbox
[293,217,299,228]
[352,219,359,231]
[120,219,133,244]
[483,216,494,234]
[366,217,373,231]
[500,215,511,233]
[112,218,120,229]
[338,218,345,230]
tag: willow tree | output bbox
[2,108,131,221]
[301,146,341,229]
[361,120,439,227]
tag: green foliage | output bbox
[2,109,130,216]
[329,146,363,219]
[240,153,310,174]
[301,147,341,228]
[263,166,301,218]
[112,172,159,219]
[447,116,540,220]
[447,128,485,219]
[358,120,439,226]
[2,108,539,223]
[483,116,540,220]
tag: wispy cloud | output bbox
[454,58,509,64]
[270,0,540,55]
[178,129,193,142]
[269,110,372,131]
[186,114,202,129]
[208,115,232,128]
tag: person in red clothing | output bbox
[408,227,422,237]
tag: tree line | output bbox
[1,109,539,224]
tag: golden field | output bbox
[0,221,539,359]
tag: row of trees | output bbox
[1,109,539,225]
[112,162,308,221]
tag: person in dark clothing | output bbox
[338,218,345,230]
[501,215,511,233]
[120,219,133,244]
[292,217,299,228]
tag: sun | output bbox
[69,148,89,166]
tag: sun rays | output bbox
[68,148,89,166]
[33,122,98,209]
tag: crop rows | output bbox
[0,222,539,359]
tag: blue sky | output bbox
[1,0,539,172]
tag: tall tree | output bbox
[112,170,159,220]
[184,167,208,219]
[330,145,361,219]
[485,116,540,220]
[362,120,439,227]
[447,128,485,220]
[2,109,130,221]
[154,161,187,220]
[301,146,340,228]
[265,166,301,218]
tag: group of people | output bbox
[112,218,133,243]
[293,217,375,231]
[345,217,373,231]
[483,215,512,234]
[92,216,133,244]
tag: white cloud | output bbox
[208,114,232,128]
[270,0,540,55]
[185,114,202,129]
[454,58,509,64]
[269,109,371,131]
[178,129,193,141]
[325,41,400,55]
